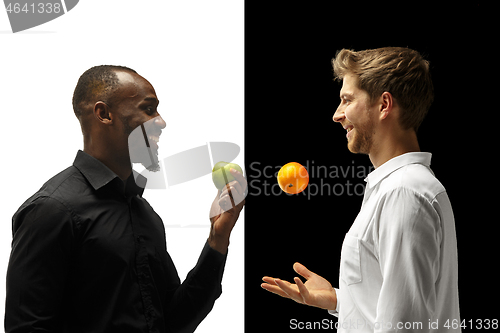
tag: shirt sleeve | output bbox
[327,288,340,317]
[375,188,442,333]
[5,196,76,333]
[163,240,227,333]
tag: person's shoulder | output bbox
[13,165,86,221]
[384,163,445,202]
[376,169,444,236]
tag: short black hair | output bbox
[72,65,137,119]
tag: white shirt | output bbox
[329,153,460,333]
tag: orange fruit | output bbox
[277,162,309,194]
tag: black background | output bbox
[244,2,495,332]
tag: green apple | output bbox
[212,161,243,190]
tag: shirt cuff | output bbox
[203,239,228,261]
[327,288,340,317]
[195,240,228,283]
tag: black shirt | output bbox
[5,150,227,333]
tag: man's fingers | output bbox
[273,279,291,296]
[261,284,290,299]
[293,262,313,280]
[219,176,247,211]
[220,181,245,207]
[261,277,291,299]
[229,168,248,190]
[262,276,278,285]
[262,264,322,307]
[220,169,247,198]
[294,277,310,304]
[221,180,243,198]
[261,276,312,306]
[218,187,236,211]
[225,183,236,208]
[274,278,303,303]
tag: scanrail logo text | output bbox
[3,0,78,33]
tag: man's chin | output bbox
[143,152,160,172]
[144,162,160,172]
[131,149,160,172]
[347,132,363,154]
[347,136,372,155]
[347,136,359,154]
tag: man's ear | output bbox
[93,101,113,124]
[379,91,394,120]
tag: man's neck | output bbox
[369,129,420,169]
[83,145,132,181]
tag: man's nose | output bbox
[154,115,167,129]
[333,105,345,123]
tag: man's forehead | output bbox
[116,71,137,85]
[114,71,138,98]
[115,71,156,100]
[342,74,357,88]
[340,74,360,96]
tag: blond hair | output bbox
[332,47,434,131]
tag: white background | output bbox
[0,1,244,332]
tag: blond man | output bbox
[262,47,460,333]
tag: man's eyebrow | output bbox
[340,92,354,99]
[143,97,159,104]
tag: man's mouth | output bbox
[148,135,159,144]
[139,123,161,151]
[147,135,160,150]
[344,125,354,139]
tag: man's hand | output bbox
[261,262,337,310]
[208,168,246,254]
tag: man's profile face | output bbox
[111,71,166,171]
[128,116,164,172]
[334,74,376,154]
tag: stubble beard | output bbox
[145,152,160,172]
[347,110,375,155]
[123,117,161,173]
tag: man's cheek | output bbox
[345,106,354,123]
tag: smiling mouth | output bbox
[148,135,159,144]
[140,123,161,147]
[344,125,354,138]
[140,124,160,157]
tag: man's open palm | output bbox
[261,262,337,310]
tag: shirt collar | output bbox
[365,152,432,189]
[73,150,146,197]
